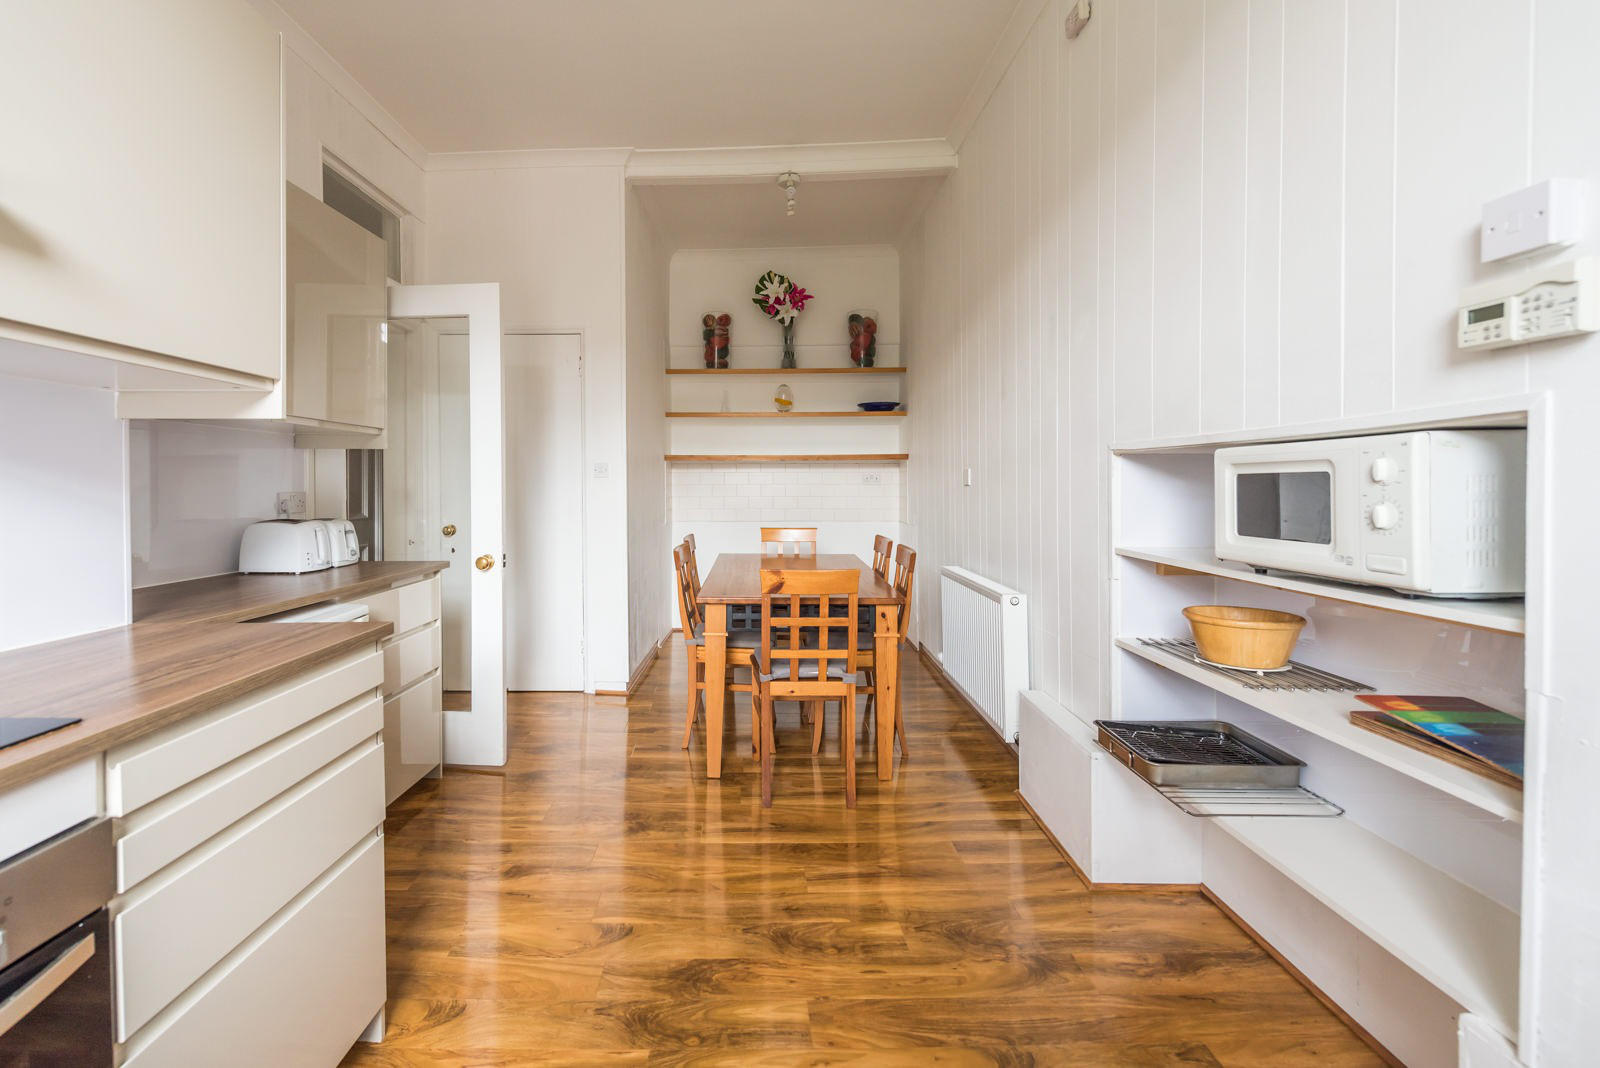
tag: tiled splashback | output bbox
[670,463,904,524]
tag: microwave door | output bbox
[1219,458,1349,575]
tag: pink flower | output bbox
[788,286,812,311]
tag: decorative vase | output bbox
[848,309,878,367]
[702,312,731,368]
[780,321,796,369]
[773,383,794,412]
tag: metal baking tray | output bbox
[1093,720,1306,789]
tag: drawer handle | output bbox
[0,932,95,1039]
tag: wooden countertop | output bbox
[133,561,449,625]
[0,620,393,792]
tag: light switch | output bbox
[1481,178,1585,263]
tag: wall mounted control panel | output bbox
[1458,255,1597,350]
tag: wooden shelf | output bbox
[1115,546,1525,635]
[1114,637,1524,822]
[665,410,905,419]
[664,454,908,463]
[666,367,905,375]
[1213,815,1520,1039]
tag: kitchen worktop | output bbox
[132,560,449,625]
[0,619,393,792]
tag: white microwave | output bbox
[1214,429,1525,598]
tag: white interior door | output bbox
[437,332,473,690]
[504,333,585,690]
[387,284,505,767]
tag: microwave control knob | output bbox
[1370,502,1400,530]
[1370,457,1398,483]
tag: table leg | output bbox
[875,605,898,781]
[704,603,727,779]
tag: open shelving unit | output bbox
[1213,815,1520,1039]
[664,453,907,463]
[666,366,905,375]
[666,409,905,419]
[1115,637,1524,821]
[1115,546,1525,635]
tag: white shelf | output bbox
[1214,815,1520,1040]
[1115,546,1525,635]
[1114,638,1524,823]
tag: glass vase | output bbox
[780,321,796,368]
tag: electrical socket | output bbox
[276,491,307,518]
[861,472,882,485]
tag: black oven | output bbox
[0,819,114,1068]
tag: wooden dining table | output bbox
[696,553,903,781]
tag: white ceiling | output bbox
[275,0,1022,152]
[636,176,944,251]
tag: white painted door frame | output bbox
[387,283,505,767]
[503,327,590,690]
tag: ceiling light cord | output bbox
[777,171,800,216]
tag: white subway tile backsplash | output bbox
[670,461,904,525]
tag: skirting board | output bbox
[916,641,1019,754]
[1015,793,1403,1067]
[596,632,670,697]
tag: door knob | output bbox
[475,554,494,571]
[442,523,457,537]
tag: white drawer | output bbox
[365,575,440,638]
[114,742,383,1040]
[384,671,442,805]
[122,835,385,1068]
[382,620,440,696]
[106,649,382,816]
[115,694,383,892]
[0,757,99,864]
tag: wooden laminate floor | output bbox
[343,638,1381,1066]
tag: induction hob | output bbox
[0,716,82,751]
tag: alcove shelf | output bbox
[666,366,905,375]
[664,453,908,463]
[1115,546,1525,635]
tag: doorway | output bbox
[433,330,586,693]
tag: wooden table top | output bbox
[0,620,392,792]
[133,560,449,625]
[697,553,898,604]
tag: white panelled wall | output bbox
[625,188,672,675]
[900,0,1600,1062]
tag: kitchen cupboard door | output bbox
[286,184,388,429]
[0,0,283,382]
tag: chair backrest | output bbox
[683,532,702,595]
[760,526,818,556]
[871,534,894,579]
[759,568,860,687]
[672,541,701,634]
[891,544,917,640]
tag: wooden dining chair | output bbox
[755,568,862,807]
[858,543,916,755]
[674,542,763,758]
[760,526,818,557]
[871,534,894,580]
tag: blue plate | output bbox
[857,401,901,412]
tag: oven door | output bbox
[1215,441,1362,580]
[0,908,113,1067]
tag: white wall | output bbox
[425,161,631,691]
[625,187,672,671]
[901,0,1600,1061]
[129,421,310,587]
[0,373,129,650]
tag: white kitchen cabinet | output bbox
[116,183,391,440]
[366,575,445,802]
[107,645,388,1060]
[0,0,282,385]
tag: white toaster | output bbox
[319,519,361,567]
[239,520,332,574]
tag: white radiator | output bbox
[938,566,1030,741]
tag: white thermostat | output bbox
[1458,255,1597,350]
